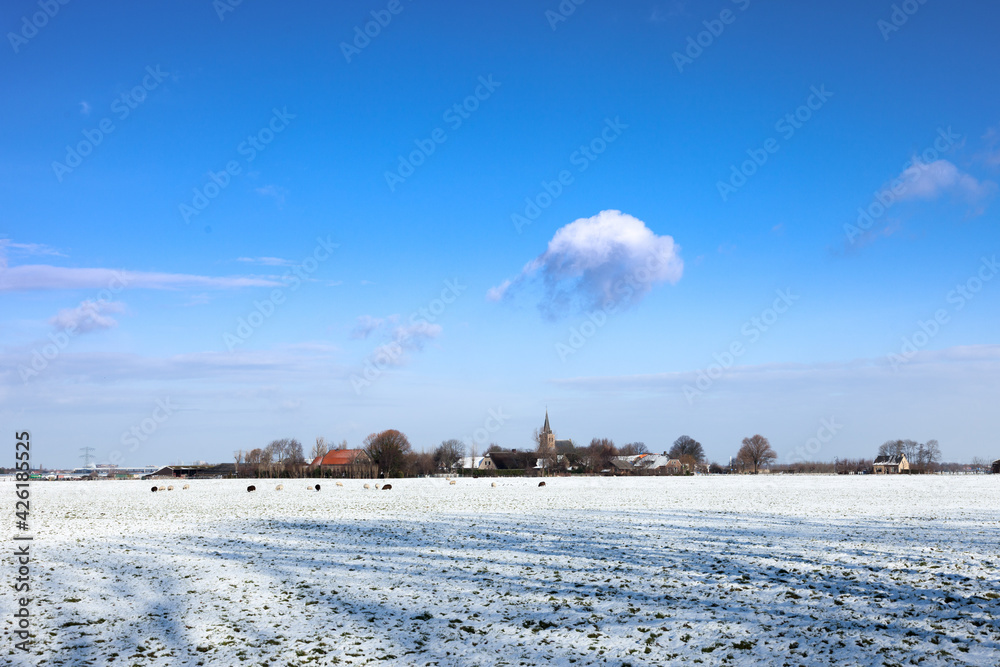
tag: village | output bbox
[8,412,999,482]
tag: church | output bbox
[539,410,572,453]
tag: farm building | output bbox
[992,459,1000,474]
[873,454,910,474]
[309,449,376,478]
[149,464,236,479]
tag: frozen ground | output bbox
[6,475,1000,666]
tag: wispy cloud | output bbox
[254,184,287,206]
[0,239,66,268]
[49,300,126,333]
[488,210,683,319]
[896,158,996,205]
[0,265,282,292]
[236,256,294,267]
[351,315,386,339]
[79,101,91,115]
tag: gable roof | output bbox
[873,454,906,465]
[312,449,370,466]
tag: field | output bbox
[8,476,1000,666]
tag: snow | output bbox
[10,475,1000,665]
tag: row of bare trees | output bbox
[234,438,306,478]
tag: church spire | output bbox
[543,409,551,434]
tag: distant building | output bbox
[610,454,683,475]
[484,450,536,472]
[150,464,236,479]
[992,459,1000,474]
[873,454,910,474]
[459,456,494,471]
[309,449,376,478]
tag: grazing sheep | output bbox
[335,481,344,487]
[363,483,371,489]
[151,486,158,493]
[315,484,321,491]
[538,481,546,487]
[275,484,284,491]
[375,483,381,490]
[247,485,257,492]
[382,484,392,491]
[167,485,174,491]
[491,482,497,488]
[182,484,190,490]
[449,480,457,486]
[306,484,313,490]
[158,486,165,491]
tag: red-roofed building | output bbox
[309,449,376,478]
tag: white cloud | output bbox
[0,265,282,292]
[896,158,996,203]
[79,101,91,115]
[393,321,442,351]
[236,256,294,266]
[488,210,683,318]
[0,239,65,268]
[255,185,287,206]
[351,315,385,339]
[49,300,126,333]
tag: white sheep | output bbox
[158,486,165,491]
[449,480,457,486]
[375,483,381,490]
[363,483,370,489]
[306,484,313,490]
[276,484,284,491]
[167,485,174,491]
[335,481,344,487]
[182,484,190,490]
[491,482,497,488]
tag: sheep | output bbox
[538,481,546,487]
[167,485,174,491]
[306,485,313,490]
[275,484,284,491]
[335,481,344,487]
[151,486,158,493]
[182,484,190,490]
[382,484,392,490]
[449,480,457,486]
[375,483,381,490]
[247,485,257,492]
[315,484,321,491]
[363,483,370,489]
[158,486,165,491]
[491,482,497,488]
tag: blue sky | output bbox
[2,0,999,467]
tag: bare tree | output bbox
[234,449,244,477]
[737,434,776,474]
[587,438,617,474]
[363,429,413,478]
[669,436,705,464]
[619,442,649,456]
[311,436,329,462]
[433,439,465,472]
[336,438,348,450]
[971,456,989,474]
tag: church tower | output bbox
[539,410,556,453]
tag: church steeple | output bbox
[540,409,555,453]
[543,409,551,434]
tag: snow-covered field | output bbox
[8,476,1000,666]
